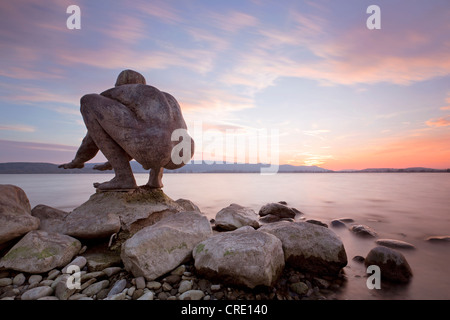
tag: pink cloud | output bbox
[426,116,450,127]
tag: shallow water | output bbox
[1,172,449,299]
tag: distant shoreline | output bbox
[0,162,448,174]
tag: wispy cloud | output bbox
[426,116,450,127]
[0,124,35,132]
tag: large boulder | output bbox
[214,203,260,231]
[365,246,413,283]
[0,230,81,273]
[121,211,212,281]
[258,203,300,219]
[193,226,285,289]
[32,187,184,239]
[259,221,347,275]
[0,185,40,246]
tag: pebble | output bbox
[105,292,127,300]
[146,281,161,290]
[69,293,88,300]
[102,267,122,277]
[108,279,127,297]
[28,275,43,285]
[179,290,205,301]
[162,282,172,291]
[137,291,154,300]
[39,280,54,287]
[37,296,59,300]
[21,286,53,300]
[62,256,87,273]
[375,239,416,250]
[1,297,15,300]
[0,271,9,278]
[0,278,13,287]
[82,280,109,296]
[47,270,61,281]
[79,246,87,254]
[163,275,181,285]
[133,289,144,300]
[80,278,97,291]
[12,273,26,286]
[331,220,346,228]
[171,265,186,276]
[127,286,136,297]
[210,284,221,291]
[178,280,192,294]
[157,291,168,300]
[81,271,105,282]
[290,282,308,295]
[135,276,146,290]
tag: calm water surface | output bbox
[1,173,449,300]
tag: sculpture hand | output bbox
[58,160,84,169]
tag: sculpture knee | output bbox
[80,94,100,114]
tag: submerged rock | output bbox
[121,211,212,281]
[259,221,347,275]
[258,203,300,219]
[364,246,413,283]
[306,219,328,228]
[330,220,346,228]
[193,226,284,289]
[0,230,81,273]
[349,224,378,238]
[175,199,201,212]
[214,203,260,231]
[425,236,450,242]
[0,185,40,247]
[375,239,415,250]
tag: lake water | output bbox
[1,173,449,300]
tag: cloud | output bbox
[135,0,183,24]
[0,124,35,132]
[206,10,259,33]
[426,116,450,127]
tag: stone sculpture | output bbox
[59,70,194,190]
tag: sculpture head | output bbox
[115,69,146,87]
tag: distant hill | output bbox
[0,162,448,174]
[0,161,330,174]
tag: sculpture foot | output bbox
[145,182,164,189]
[58,160,84,169]
[93,177,137,190]
[93,161,113,171]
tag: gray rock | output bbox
[178,280,193,294]
[108,279,127,297]
[81,271,105,282]
[21,286,53,300]
[82,280,110,296]
[175,199,201,213]
[31,204,68,234]
[37,296,59,300]
[290,282,308,295]
[337,217,354,223]
[62,256,87,273]
[365,246,413,283]
[69,293,87,300]
[47,269,61,280]
[28,275,42,285]
[146,281,161,290]
[330,220,346,228]
[102,267,122,277]
[193,226,285,289]
[121,211,212,281]
[39,280,54,287]
[0,278,12,287]
[215,203,260,231]
[258,203,299,219]
[259,221,347,275]
[210,284,221,291]
[349,224,377,237]
[105,292,127,300]
[135,276,146,290]
[12,273,26,286]
[171,265,186,276]
[259,214,281,223]
[0,185,40,246]
[83,246,122,272]
[425,236,450,242]
[54,274,77,300]
[376,239,416,250]
[306,219,328,228]
[179,290,205,301]
[137,291,154,300]
[0,230,81,273]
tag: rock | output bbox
[133,289,144,300]
[127,286,136,297]
[338,218,354,223]
[21,286,53,300]
[175,199,201,212]
[28,275,42,285]
[349,224,377,237]
[425,236,450,242]
[171,265,186,276]
[31,204,68,233]
[290,282,308,295]
[47,270,61,280]
[179,290,205,301]
[146,281,161,290]
[365,246,413,283]
[375,239,416,250]
[352,256,365,263]
[12,273,26,286]
[83,246,122,272]
[62,256,87,273]
[258,203,299,219]
[330,220,346,228]
[137,291,154,300]
[121,211,212,281]
[156,291,168,300]
[306,219,328,228]
[104,292,126,300]
[162,282,172,291]
[0,230,81,273]
[40,280,54,287]
[82,280,110,296]
[37,296,59,300]
[0,185,40,246]
[278,201,288,205]
[0,278,12,287]
[108,279,127,297]
[81,271,104,282]
[214,203,260,231]
[54,274,77,300]
[80,278,97,291]
[178,280,193,294]
[210,284,221,291]
[135,276,146,290]
[193,226,285,289]
[163,274,181,285]
[259,221,347,275]
[259,214,281,223]
[68,293,87,300]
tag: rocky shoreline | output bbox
[1,184,447,301]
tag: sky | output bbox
[0,0,449,170]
